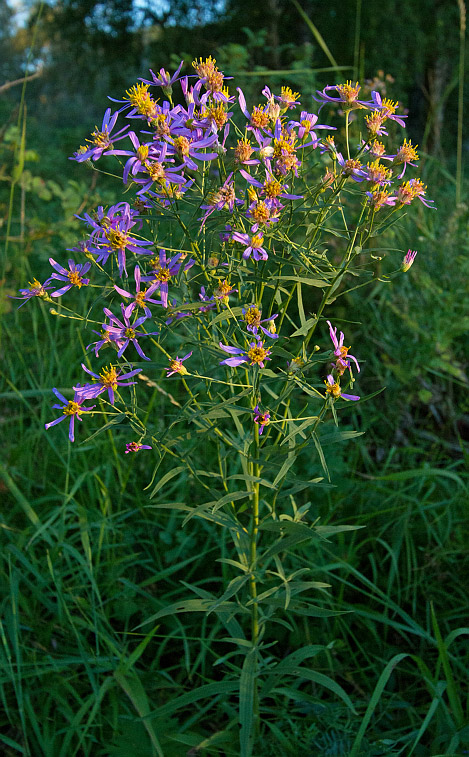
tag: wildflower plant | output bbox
[18,60,433,754]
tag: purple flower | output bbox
[125,441,152,453]
[327,321,360,375]
[47,258,91,297]
[314,81,372,112]
[336,153,367,182]
[86,328,125,358]
[199,173,242,227]
[12,278,53,308]
[242,306,278,338]
[198,286,216,313]
[240,168,303,206]
[288,111,335,144]
[166,352,192,377]
[396,179,435,209]
[140,60,184,94]
[70,108,129,162]
[231,228,268,261]
[401,249,417,272]
[45,388,95,442]
[324,374,360,402]
[103,304,159,361]
[219,340,272,369]
[80,202,153,277]
[253,405,271,435]
[370,92,407,127]
[76,363,142,404]
[114,265,161,318]
[142,249,195,308]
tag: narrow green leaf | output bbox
[349,653,409,757]
[239,648,257,757]
[114,669,164,757]
[292,667,356,712]
[135,598,239,629]
[149,466,185,499]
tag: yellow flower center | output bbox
[263,179,282,198]
[251,201,270,224]
[234,139,254,162]
[63,401,83,416]
[99,366,118,388]
[137,144,149,162]
[325,381,341,398]
[336,81,361,104]
[173,136,191,157]
[124,327,136,338]
[91,128,111,149]
[192,56,217,78]
[243,307,261,327]
[251,106,270,129]
[105,228,129,250]
[247,345,268,365]
[151,264,171,282]
[67,270,84,287]
[169,359,189,375]
[135,289,148,307]
[146,161,166,181]
[124,83,157,118]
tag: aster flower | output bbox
[370,92,407,127]
[198,286,216,313]
[103,304,159,361]
[401,249,417,272]
[169,132,219,170]
[246,199,281,230]
[219,340,272,369]
[166,352,192,377]
[389,138,419,178]
[242,306,279,338]
[396,179,435,208]
[133,143,187,197]
[125,441,152,453]
[106,131,168,185]
[327,321,360,375]
[47,258,91,297]
[12,278,53,307]
[45,388,95,443]
[142,248,195,308]
[140,60,184,95]
[287,111,334,144]
[240,169,303,206]
[213,279,237,303]
[314,81,372,112]
[114,265,161,318]
[81,202,153,277]
[76,363,142,404]
[366,188,397,211]
[324,374,360,401]
[86,328,125,358]
[199,173,242,227]
[231,227,268,261]
[70,108,129,162]
[253,405,271,435]
[336,153,366,182]
[362,159,393,187]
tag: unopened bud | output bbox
[401,249,417,272]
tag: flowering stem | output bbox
[249,422,260,731]
[345,111,351,160]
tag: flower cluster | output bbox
[14,58,431,447]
